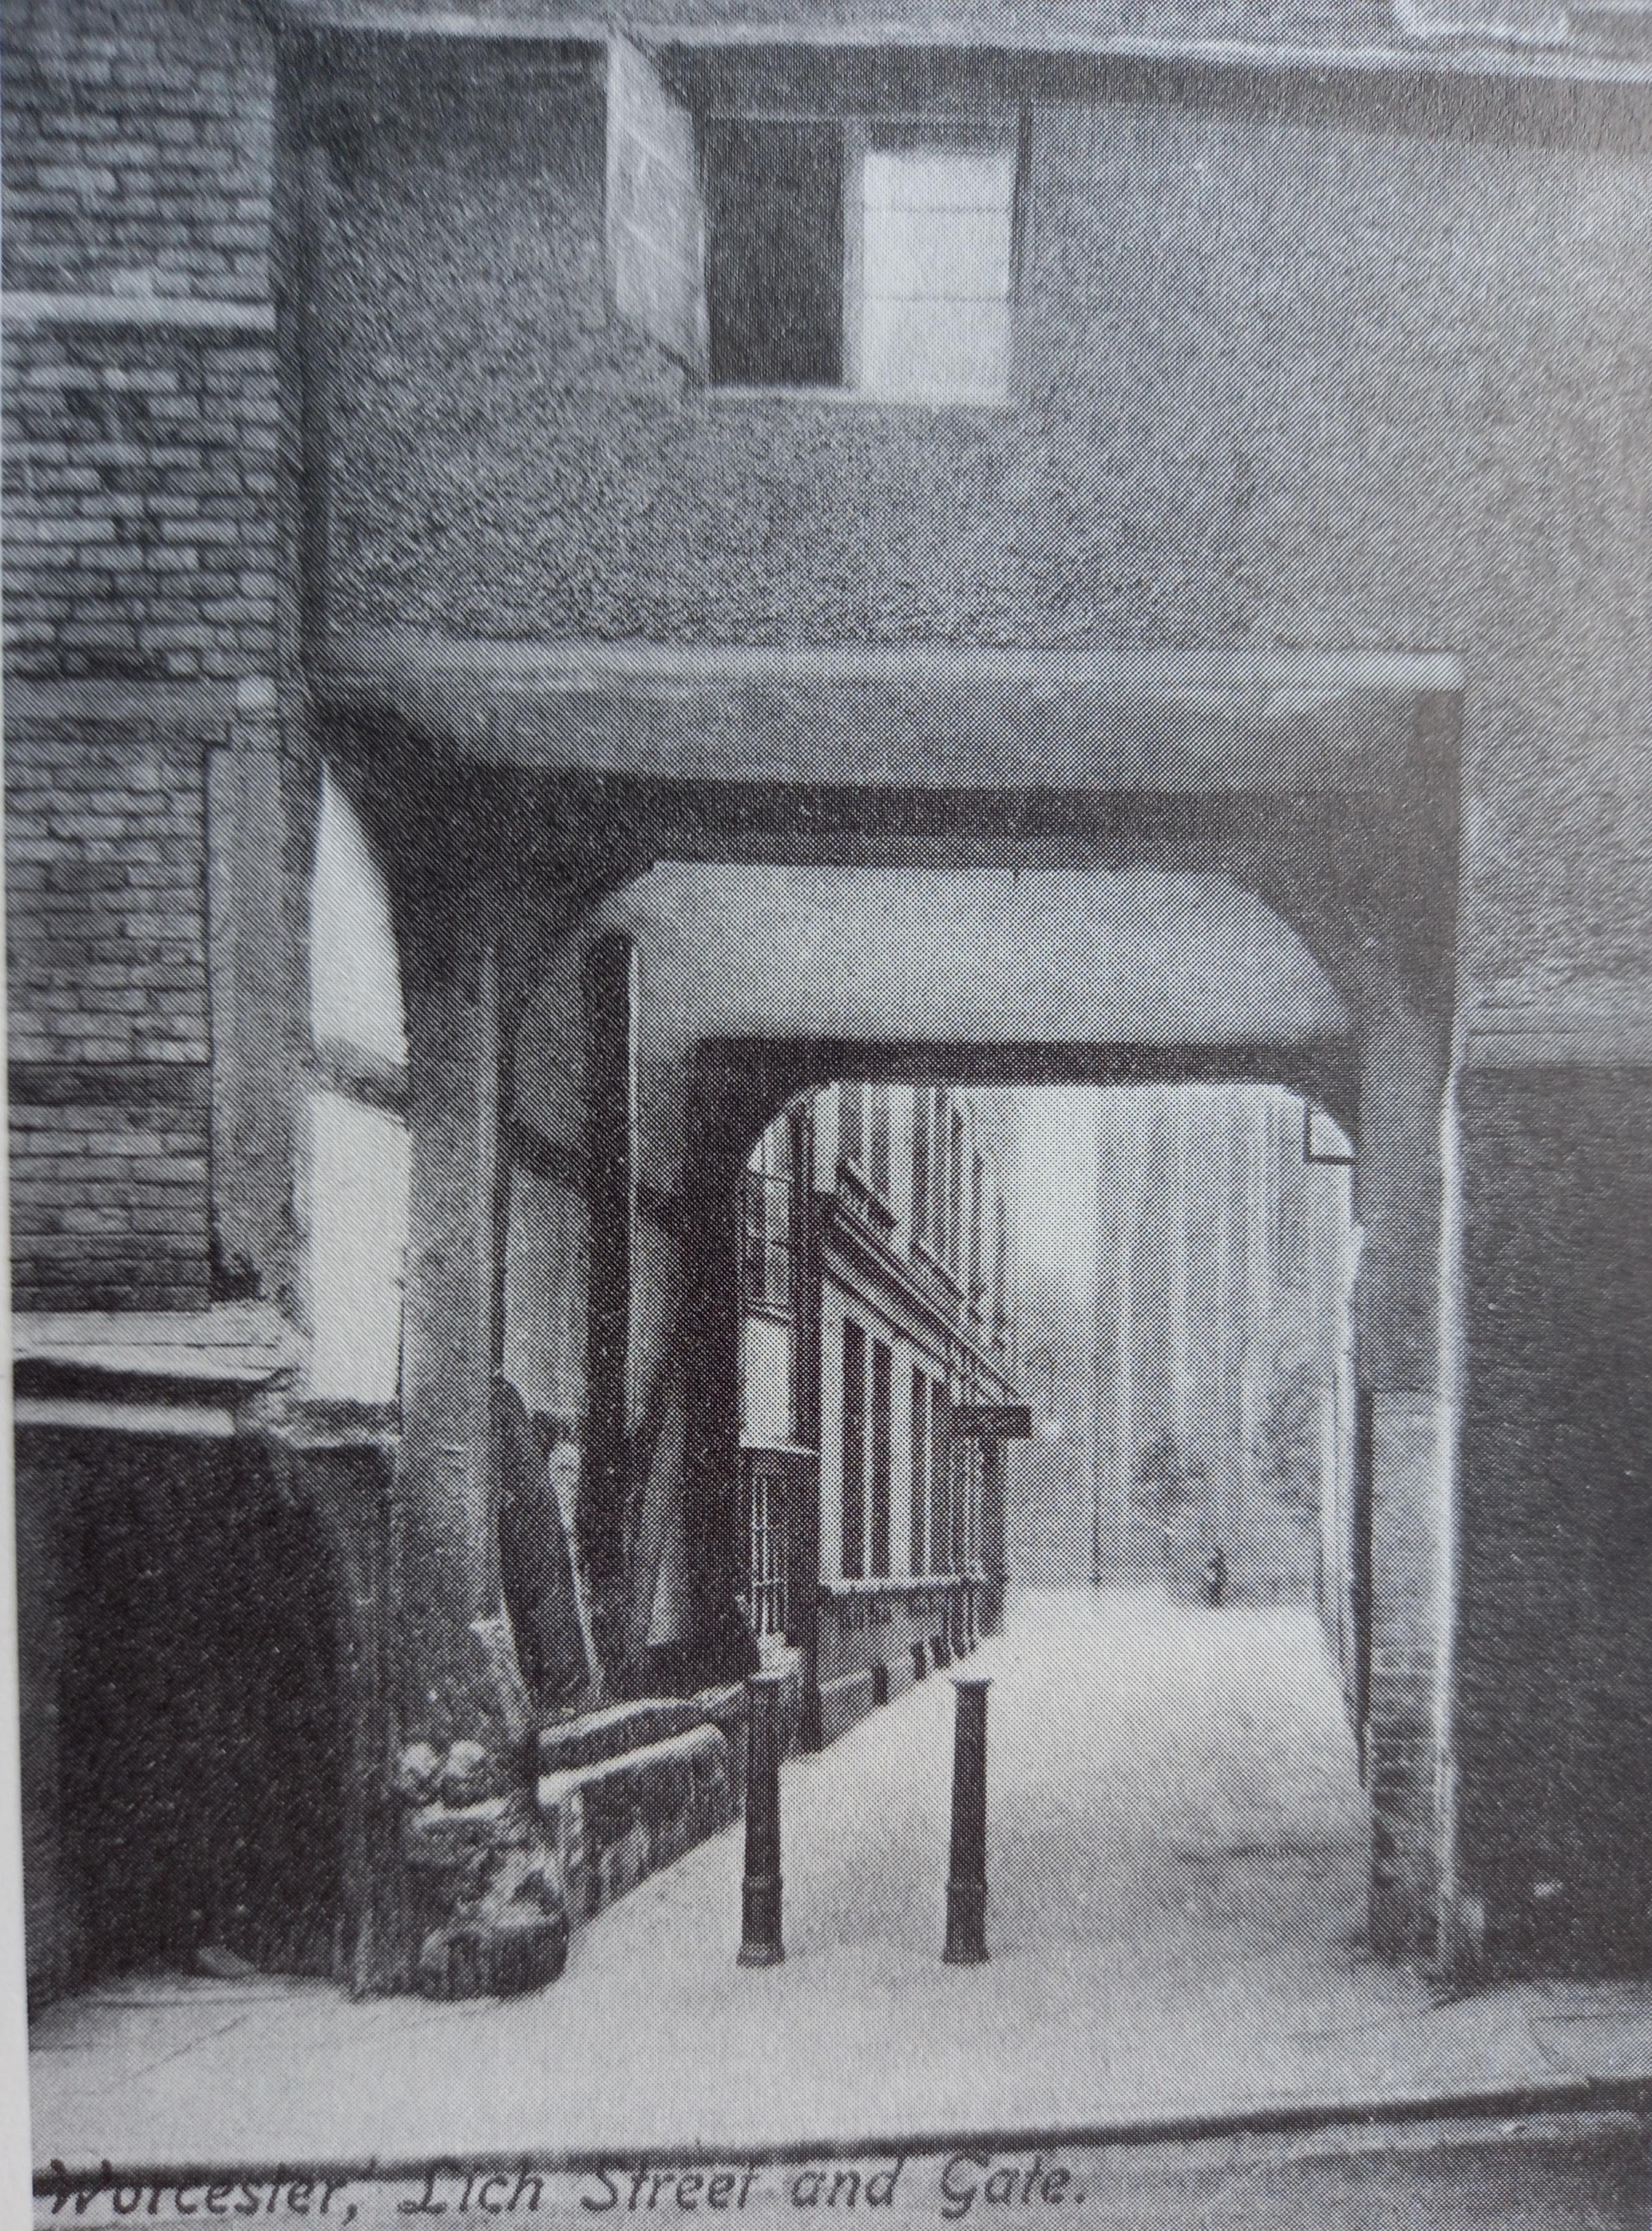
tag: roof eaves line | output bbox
[266,4,1652,89]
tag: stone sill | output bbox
[702,384,1012,412]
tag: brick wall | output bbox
[5,0,293,1313]
[7,717,211,1309]
[3,0,274,304]
[3,320,281,686]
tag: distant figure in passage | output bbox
[1204,1542,1227,1609]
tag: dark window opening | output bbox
[706,120,844,387]
[870,1337,892,1578]
[910,1366,929,1576]
[969,1147,984,1303]
[931,1387,952,1575]
[948,1106,966,1273]
[842,1318,866,1579]
[705,119,1017,398]
[929,1090,949,1258]
[953,1437,972,1573]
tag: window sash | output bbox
[847,121,1018,401]
[869,1338,892,1578]
[742,1165,797,1315]
[842,1320,867,1580]
[748,1463,790,1638]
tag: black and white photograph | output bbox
[6,0,1652,2217]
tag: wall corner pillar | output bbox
[1353,991,1458,1969]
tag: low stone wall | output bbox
[538,1698,708,1776]
[403,1671,814,1995]
[539,1723,737,1922]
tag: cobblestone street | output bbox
[31,1589,1652,2168]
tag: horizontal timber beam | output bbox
[697,1034,1362,1138]
[321,626,1460,802]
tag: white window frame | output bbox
[843,117,1022,403]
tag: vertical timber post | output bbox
[395,873,567,1998]
[944,1675,990,1964]
[739,1671,786,1965]
[584,931,639,1689]
[399,895,509,1754]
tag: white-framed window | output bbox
[705,115,1019,401]
[741,1110,803,1443]
[849,127,1018,401]
[747,1460,790,1640]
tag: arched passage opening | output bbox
[718,1068,1370,2004]
[341,644,1461,1989]
[489,834,1452,1969]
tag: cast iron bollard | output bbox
[944,1675,990,1964]
[739,1670,785,1966]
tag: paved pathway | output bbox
[28,1589,1652,2168]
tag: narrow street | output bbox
[29,1589,1652,2168]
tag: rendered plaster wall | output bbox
[304,768,410,1401]
[324,59,1652,1028]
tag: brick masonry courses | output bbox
[7,717,213,1310]
[3,0,275,305]
[4,324,283,686]
[4,0,304,1318]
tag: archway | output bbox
[499,834,1452,1961]
[337,643,1461,1981]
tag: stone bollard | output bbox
[739,1671,786,1966]
[944,1675,990,1965]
